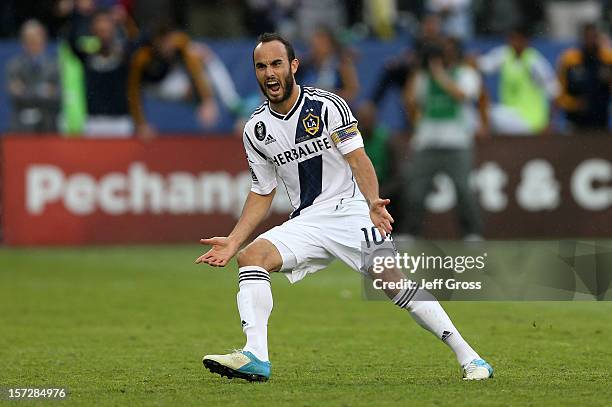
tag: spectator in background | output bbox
[295,0,347,40]
[6,19,60,132]
[557,22,612,134]
[404,36,482,239]
[67,7,136,137]
[56,0,129,135]
[362,0,397,39]
[128,24,219,138]
[477,25,560,135]
[131,0,188,33]
[370,14,442,111]
[242,0,294,38]
[427,0,473,40]
[474,0,545,36]
[297,27,359,104]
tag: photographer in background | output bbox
[297,26,359,104]
[127,23,219,138]
[404,36,483,240]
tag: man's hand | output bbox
[370,198,394,238]
[195,237,240,267]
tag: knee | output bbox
[237,243,271,269]
[237,246,259,268]
[237,239,283,272]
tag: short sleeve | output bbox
[477,46,506,74]
[325,93,364,155]
[243,131,277,195]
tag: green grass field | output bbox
[1,245,611,406]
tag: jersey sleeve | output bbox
[243,131,277,195]
[477,46,506,74]
[325,95,364,155]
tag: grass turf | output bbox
[1,245,611,406]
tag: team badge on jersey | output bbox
[255,121,266,141]
[296,100,324,144]
[302,112,320,136]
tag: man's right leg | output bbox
[203,238,282,382]
[235,239,282,362]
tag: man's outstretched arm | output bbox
[195,189,275,267]
[344,147,394,238]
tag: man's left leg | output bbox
[370,263,493,380]
[328,201,492,380]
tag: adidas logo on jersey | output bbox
[264,134,276,145]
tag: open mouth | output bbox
[266,80,281,95]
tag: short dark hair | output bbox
[254,32,296,62]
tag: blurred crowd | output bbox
[6,0,248,136]
[3,0,612,237]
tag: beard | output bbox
[258,70,294,104]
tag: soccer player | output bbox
[197,33,493,382]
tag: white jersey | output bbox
[243,86,364,218]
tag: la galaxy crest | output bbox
[255,121,266,141]
[302,110,320,136]
[295,99,324,144]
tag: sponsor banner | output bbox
[1,134,611,245]
[419,136,612,238]
[1,135,292,245]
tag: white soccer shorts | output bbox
[258,198,395,283]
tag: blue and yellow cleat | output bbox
[203,350,271,382]
[462,358,494,381]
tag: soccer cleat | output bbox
[203,350,271,382]
[462,358,494,381]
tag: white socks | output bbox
[235,267,479,366]
[393,288,480,367]
[237,266,273,362]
